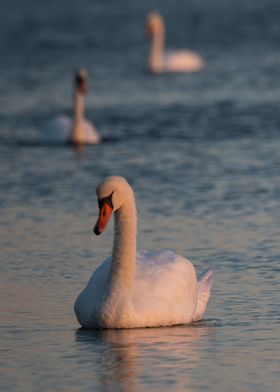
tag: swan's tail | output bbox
[193,268,214,322]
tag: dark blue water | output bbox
[1,1,280,391]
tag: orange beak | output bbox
[93,203,113,235]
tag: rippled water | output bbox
[1,1,280,391]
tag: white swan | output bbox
[145,12,204,73]
[45,68,101,144]
[74,176,214,329]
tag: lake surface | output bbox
[0,1,279,391]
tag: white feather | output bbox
[74,177,214,329]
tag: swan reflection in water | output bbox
[75,323,213,392]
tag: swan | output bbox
[45,68,101,144]
[145,12,204,73]
[74,176,214,329]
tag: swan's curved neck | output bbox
[70,90,84,143]
[109,195,137,295]
[149,28,165,72]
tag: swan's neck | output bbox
[70,91,84,143]
[109,196,137,295]
[149,28,165,72]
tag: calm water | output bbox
[1,1,280,391]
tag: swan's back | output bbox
[164,50,204,72]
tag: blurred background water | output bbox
[0,0,279,391]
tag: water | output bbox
[1,0,280,391]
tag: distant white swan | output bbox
[45,69,101,144]
[145,12,204,73]
[74,176,214,329]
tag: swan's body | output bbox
[74,176,214,329]
[44,69,101,145]
[145,13,204,73]
[45,115,100,144]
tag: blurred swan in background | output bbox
[145,12,204,73]
[74,176,214,329]
[45,68,101,144]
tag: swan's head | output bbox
[75,68,88,95]
[94,176,132,235]
[145,12,164,37]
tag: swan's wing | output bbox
[43,115,72,143]
[83,119,101,144]
[164,50,203,72]
[133,250,198,323]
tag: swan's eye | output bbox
[98,192,114,210]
